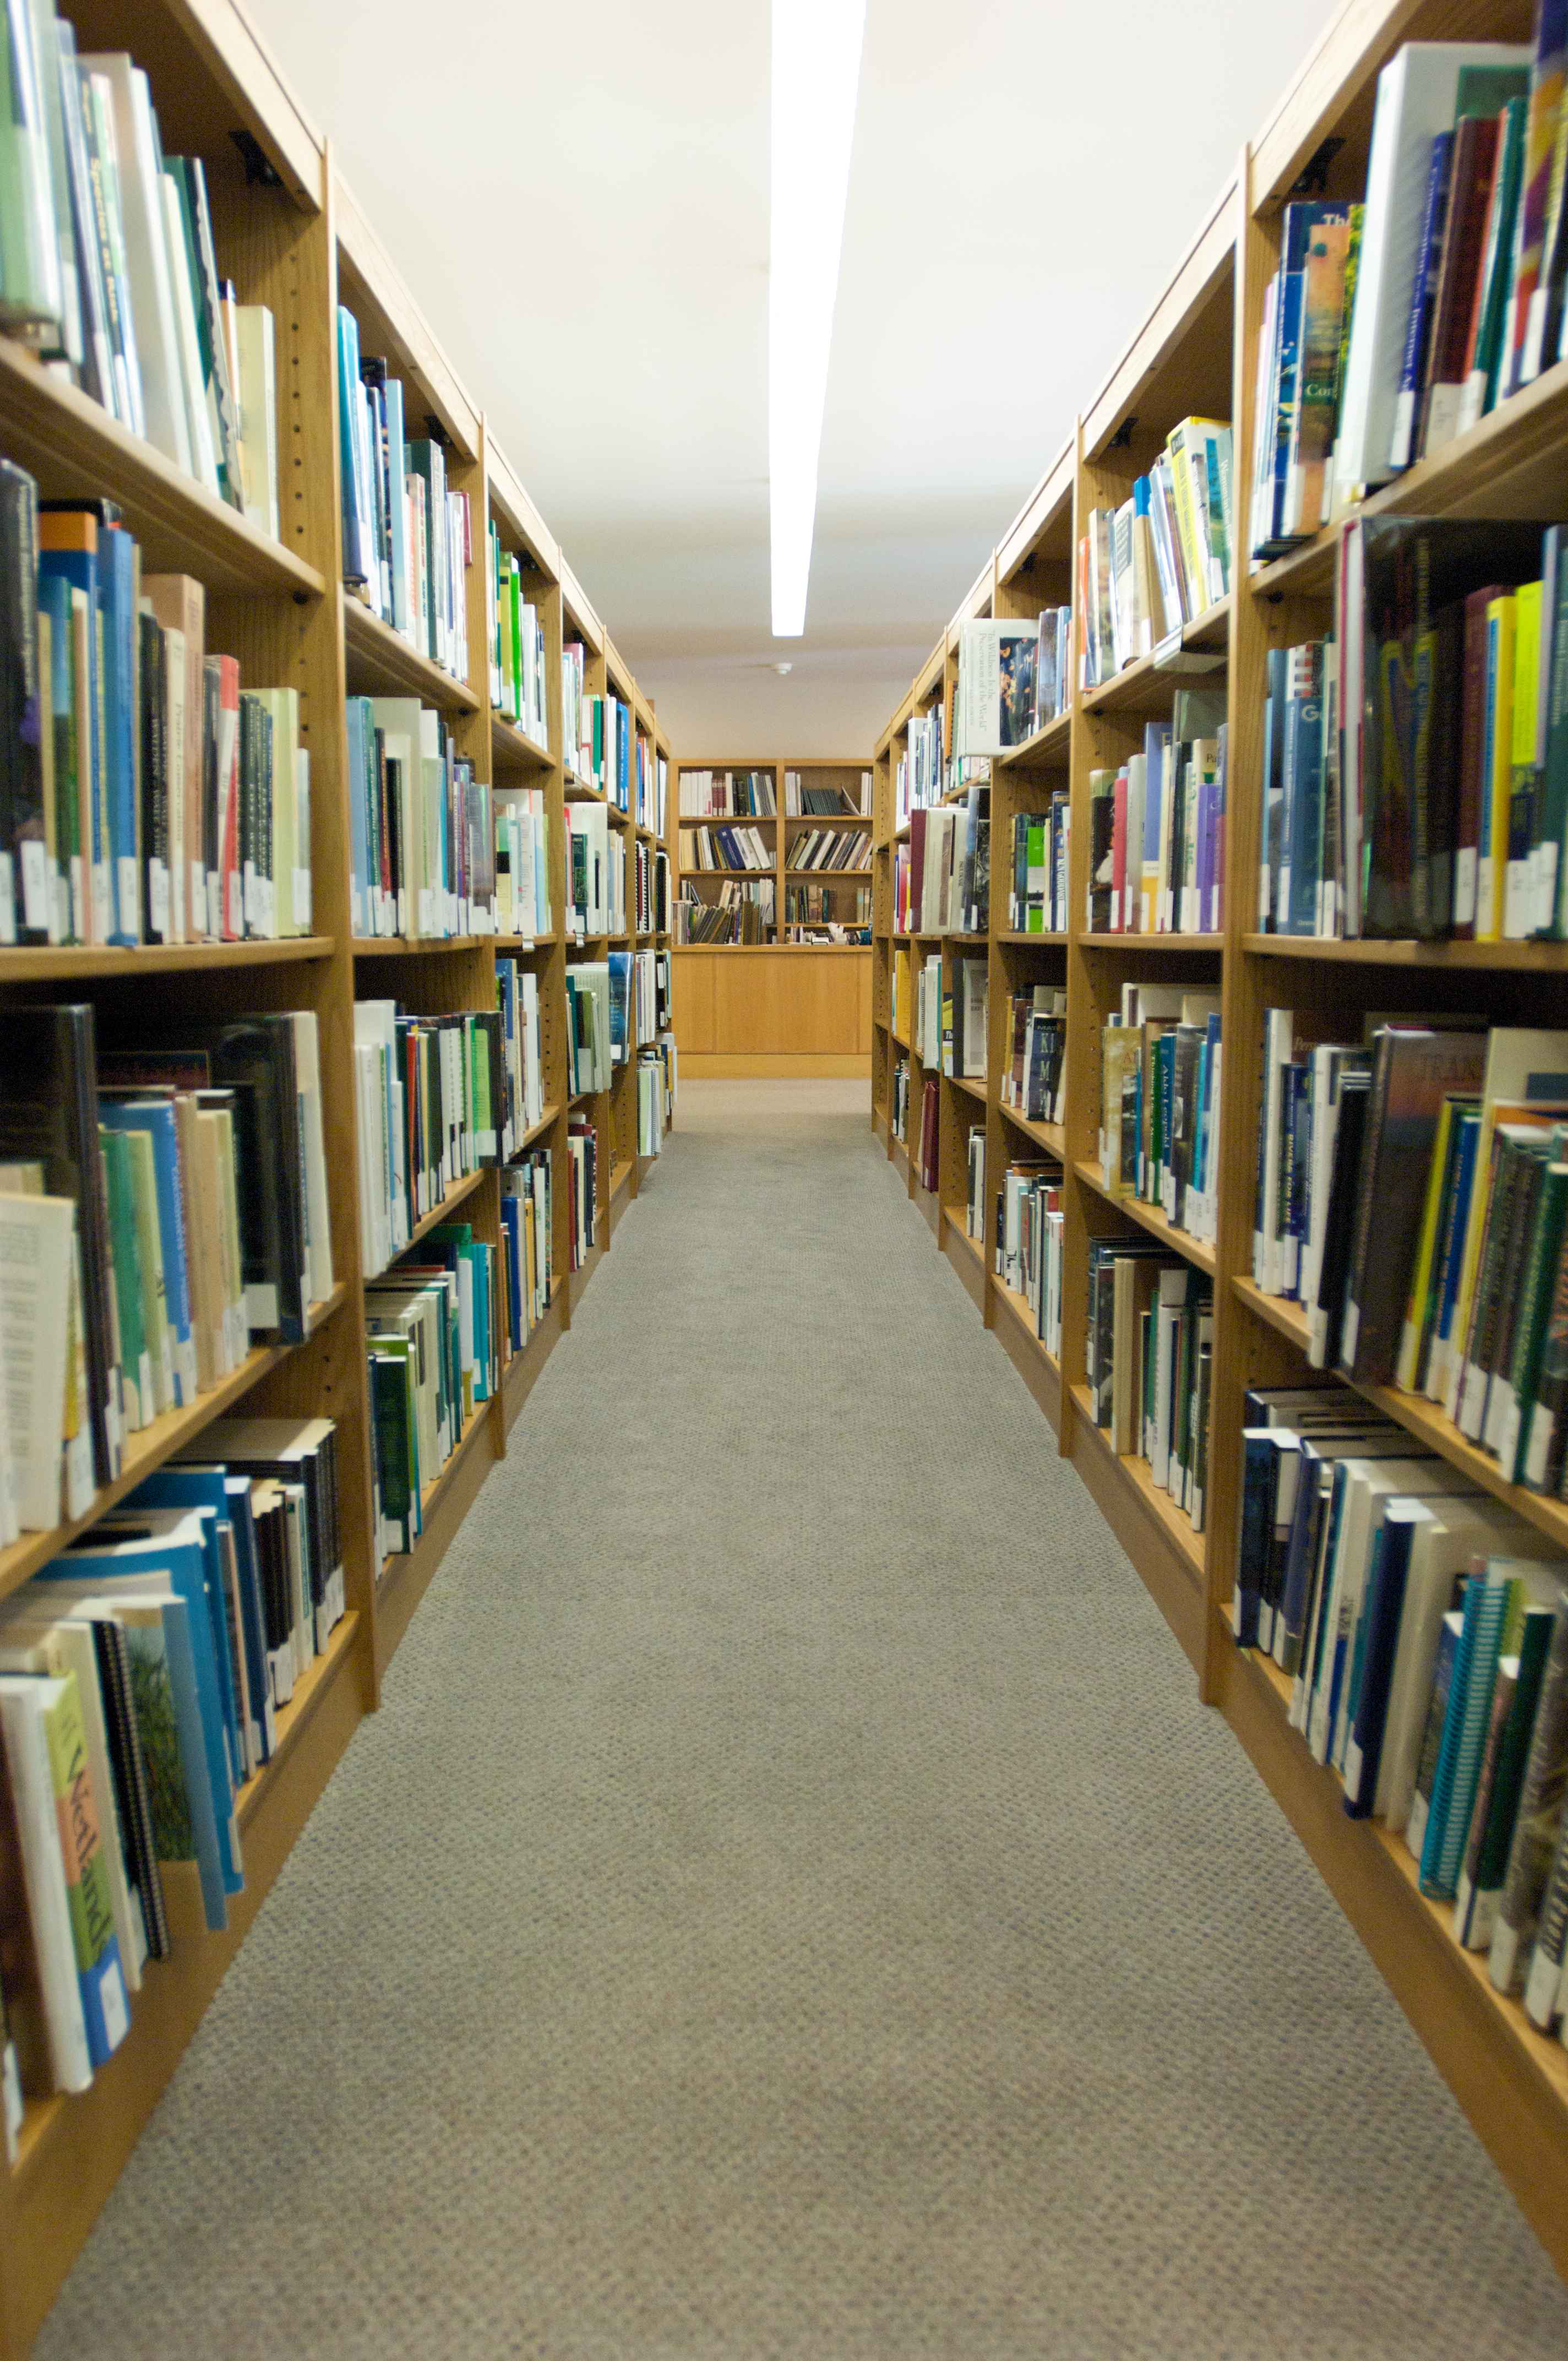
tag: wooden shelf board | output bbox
[1251,352,1568,602]
[785,869,872,881]
[493,933,559,952]
[342,596,478,710]
[1243,932,1568,970]
[490,712,553,770]
[1068,1382,1206,1586]
[379,1403,492,1586]
[0,336,325,597]
[0,1283,349,1607]
[1080,597,1231,716]
[999,1103,1065,1158]
[941,1209,985,1266]
[892,1030,910,1049]
[0,937,334,982]
[515,1103,560,1152]
[371,1164,489,1269]
[1230,1276,1568,1556]
[351,934,490,958]
[501,1283,564,1435]
[947,1072,988,1105]
[997,711,1072,769]
[1080,932,1223,953]
[609,1158,634,1204]
[563,775,608,805]
[1076,1160,1217,1274]
[680,811,778,824]
[995,931,1068,946]
[990,1275,1065,1435]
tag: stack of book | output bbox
[941,960,988,1082]
[1079,418,1233,688]
[496,959,544,1140]
[679,770,775,817]
[0,472,311,949]
[783,771,870,815]
[336,308,469,686]
[0,1003,333,1541]
[1235,1380,1568,2031]
[1089,1245,1213,1525]
[1259,20,1568,542]
[787,829,870,873]
[495,788,551,940]
[0,34,277,528]
[368,1230,496,1560]
[351,1001,511,1277]
[0,1413,345,2113]
[679,823,772,875]
[1098,988,1222,1245]
[893,845,911,932]
[562,643,586,779]
[499,1151,552,1351]
[579,695,631,807]
[1008,802,1070,934]
[567,803,624,937]
[996,1158,1065,1352]
[909,801,988,935]
[913,955,943,1068]
[782,886,869,929]
[567,1116,598,1266]
[487,531,548,748]
[1086,699,1226,935]
[895,705,944,827]
[346,694,491,942]
[674,882,774,944]
[636,1051,666,1157]
[1000,987,1066,1126]
[565,962,612,1096]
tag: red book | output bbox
[213,656,242,941]
[909,808,928,930]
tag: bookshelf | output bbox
[871,0,1568,2284]
[0,4,676,2347]
[674,758,873,1074]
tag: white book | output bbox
[0,1193,75,1529]
[233,305,278,540]
[81,58,190,473]
[0,1676,94,2092]
[158,173,216,494]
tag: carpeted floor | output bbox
[37,1081,1568,2358]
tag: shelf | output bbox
[944,932,989,947]
[997,711,1071,769]
[1080,597,1231,717]
[490,712,553,770]
[351,934,492,958]
[680,810,777,824]
[941,1209,985,1267]
[1231,1276,1568,1559]
[1251,350,1568,601]
[995,931,1068,946]
[785,869,872,881]
[681,868,775,879]
[0,937,334,982]
[0,1283,349,1607]
[892,1030,910,1049]
[1068,1382,1206,1584]
[1080,932,1223,953]
[990,1270,1063,1425]
[947,1072,988,1105]
[493,933,559,952]
[514,1103,560,1151]
[1076,1161,1217,1275]
[563,776,608,805]
[379,1402,492,1583]
[999,1103,1065,1159]
[369,1163,489,1270]
[342,596,478,710]
[782,811,870,825]
[1243,933,1568,970]
[609,1158,634,1204]
[0,335,325,597]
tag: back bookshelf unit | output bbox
[873,0,1568,2283]
[674,758,873,1075]
[0,3,675,2347]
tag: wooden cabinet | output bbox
[672,948,872,1075]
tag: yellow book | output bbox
[1477,593,1516,940]
[1505,579,1543,940]
[1395,1093,1469,1392]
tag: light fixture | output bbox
[770,0,867,639]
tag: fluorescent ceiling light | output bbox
[770,0,867,639]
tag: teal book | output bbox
[1418,1565,1517,1898]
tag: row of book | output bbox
[678,823,772,875]
[566,803,628,939]
[783,888,869,929]
[500,1151,554,1355]
[1258,22,1568,547]
[1259,1020,1568,1512]
[487,531,549,748]
[1087,702,1227,937]
[1080,420,1233,688]
[1008,801,1071,935]
[674,882,773,944]
[783,771,870,815]
[0,1415,346,2118]
[895,704,944,828]
[1088,1245,1213,1530]
[787,828,870,874]
[336,307,470,687]
[347,699,547,944]
[567,1116,598,1269]
[0,1003,333,1547]
[951,613,1072,771]
[352,967,541,1278]
[1234,1382,1568,2036]
[1098,988,1223,1248]
[0,20,277,530]
[636,1049,667,1158]
[995,1158,1064,1355]
[1259,516,1568,943]
[578,694,633,814]
[678,769,775,818]
[0,475,310,949]
[907,798,989,937]
[1000,987,1066,1128]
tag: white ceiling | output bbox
[247,0,1342,758]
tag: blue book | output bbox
[130,1466,271,1776]
[336,307,371,587]
[1264,203,1347,552]
[384,375,410,634]
[1283,645,1326,935]
[1417,1566,1516,1896]
[97,1100,194,1408]
[1342,1511,1414,1815]
[1391,132,1454,471]
[97,523,139,944]
[39,532,105,942]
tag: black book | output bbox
[0,1003,117,1484]
[0,460,47,944]
[89,1614,170,1961]
[1314,1071,1370,1371]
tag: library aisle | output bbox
[35,1085,1568,2359]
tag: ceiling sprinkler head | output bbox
[774,661,793,677]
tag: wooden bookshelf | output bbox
[868,0,1568,2286]
[0,6,678,2347]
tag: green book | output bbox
[97,1124,148,1429]
[119,1125,173,1417]
[1504,1162,1568,1478]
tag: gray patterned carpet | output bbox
[38,1081,1568,2358]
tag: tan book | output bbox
[141,575,205,943]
